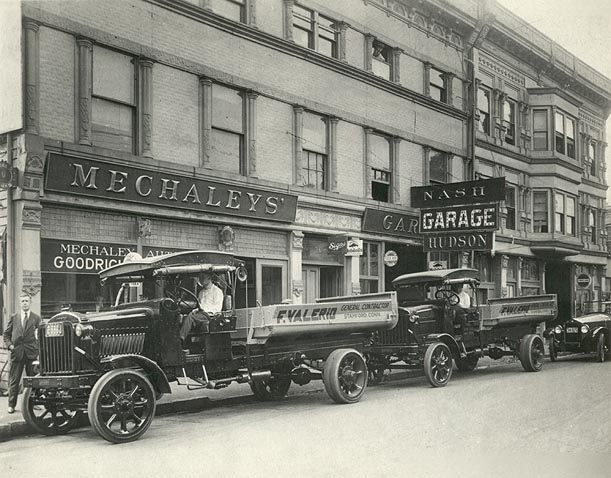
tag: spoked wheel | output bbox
[595,333,607,363]
[455,355,479,372]
[22,387,82,435]
[88,369,157,443]
[548,338,558,362]
[250,373,292,401]
[424,342,453,387]
[519,334,545,372]
[323,349,368,404]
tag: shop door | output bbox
[303,266,342,303]
[257,260,287,306]
[545,261,572,322]
[302,267,319,304]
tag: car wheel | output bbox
[250,374,291,401]
[595,333,606,363]
[455,355,479,372]
[548,338,558,362]
[519,334,545,372]
[23,387,82,435]
[424,342,453,387]
[323,348,368,404]
[88,369,157,444]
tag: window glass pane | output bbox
[372,58,391,79]
[318,15,336,38]
[506,187,516,230]
[369,243,379,276]
[533,191,548,232]
[430,69,444,87]
[212,84,243,133]
[533,132,547,151]
[293,5,312,20]
[555,112,564,134]
[92,97,133,152]
[261,266,283,306]
[504,100,514,122]
[554,193,564,214]
[429,151,447,183]
[210,0,243,22]
[566,118,575,139]
[211,128,241,174]
[369,134,390,169]
[478,89,490,113]
[318,37,335,57]
[533,110,547,130]
[293,27,311,48]
[93,46,134,104]
[304,151,326,190]
[302,112,327,153]
[566,197,575,235]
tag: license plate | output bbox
[45,323,64,337]
[566,327,578,333]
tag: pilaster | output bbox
[140,59,154,158]
[290,231,304,304]
[76,38,93,145]
[24,21,40,135]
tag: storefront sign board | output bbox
[362,208,420,239]
[423,231,494,252]
[419,203,498,233]
[411,177,506,208]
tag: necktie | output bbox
[23,313,28,328]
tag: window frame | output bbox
[359,242,380,294]
[371,39,392,80]
[554,110,576,159]
[505,185,517,230]
[588,141,597,176]
[429,67,447,103]
[211,83,246,175]
[301,111,329,191]
[477,87,491,135]
[503,98,516,145]
[532,190,549,233]
[292,4,338,58]
[369,132,392,203]
[429,149,450,185]
[532,109,548,151]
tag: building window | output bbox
[589,141,597,176]
[521,258,539,281]
[293,4,337,58]
[478,88,491,134]
[554,192,565,234]
[371,40,392,80]
[429,67,447,103]
[370,133,391,202]
[589,210,597,244]
[92,46,136,153]
[503,99,516,145]
[301,112,328,190]
[506,256,517,298]
[360,242,379,293]
[210,0,245,22]
[532,109,548,151]
[566,196,575,236]
[505,186,516,230]
[211,83,245,174]
[429,150,449,185]
[474,253,492,282]
[533,191,549,233]
[555,111,576,158]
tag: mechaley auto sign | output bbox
[411,177,505,208]
[45,153,298,222]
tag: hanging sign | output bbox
[383,250,398,267]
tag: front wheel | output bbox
[424,342,453,387]
[323,349,368,404]
[22,387,82,435]
[595,333,607,363]
[519,334,545,372]
[88,369,157,443]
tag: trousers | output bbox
[8,358,36,408]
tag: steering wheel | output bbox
[435,289,460,306]
[167,286,200,311]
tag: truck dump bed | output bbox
[234,292,398,344]
[479,294,557,328]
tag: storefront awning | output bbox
[530,245,581,258]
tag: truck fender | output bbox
[425,333,461,359]
[101,354,171,396]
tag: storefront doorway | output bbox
[302,266,342,303]
[545,261,573,322]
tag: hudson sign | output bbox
[45,153,298,222]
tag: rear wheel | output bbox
[323,349,368,404]
[88,369,156,443]
[22,387,82,435]
[519,334,545,372]
[250,374,291,401]
[424,342,453,387]
[595,333,607,363]
[455,355,479,372]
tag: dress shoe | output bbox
[7,406,15,414]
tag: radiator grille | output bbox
[40,323,74,374]
[100,333,146,357]
[378,322,412,345]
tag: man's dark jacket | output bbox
[3,311,41,362]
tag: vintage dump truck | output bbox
[22,250,397,443]
[364,268,558,387]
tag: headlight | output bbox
[409,313,419,323]
[75,323,93,337]
[580,324,590,334]
[554,325,562,335]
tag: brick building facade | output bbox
[0,0,610,335]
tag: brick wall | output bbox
[256,96,294,184]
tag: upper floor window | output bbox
[429,67,447,103]
[478,88,491,135]
[293,5,337,58]
[589,141,597,176]
[532,109,548,151]
[555,111,576,158]
[211,0,245,22]
[554,193,576,236]
[301,112,328,190]
[369,133,391,202]
[429,150,449,185]
[211,84,245,174]
[505,186,516,230]
[533,190,549,233]
[372,40,392,80]
[503,99,516,145]
[521,258,540,281]
[92,46,136,153]
[589,210,597,244]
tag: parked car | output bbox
[23,250,398,443]
[544,313,611,362]
[364,268,557,387]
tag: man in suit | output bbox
[3,293,41,414]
